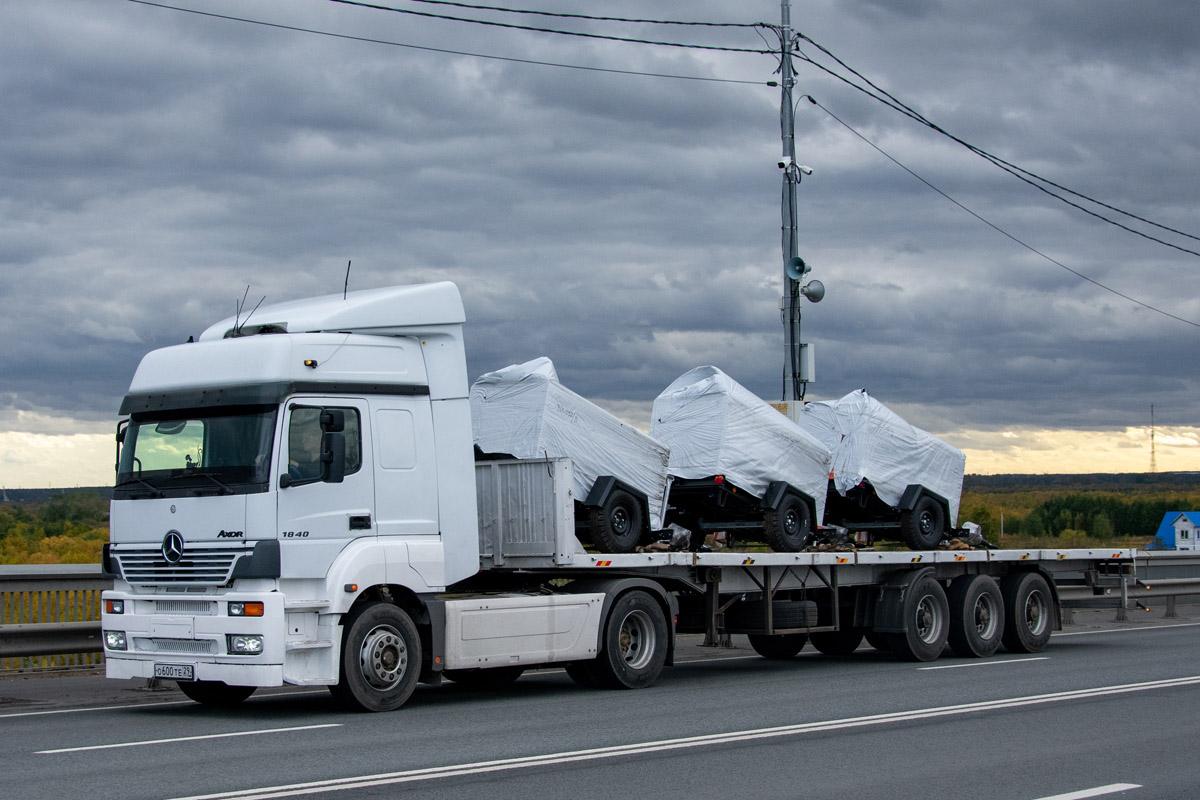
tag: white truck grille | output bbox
[114,544,246,587]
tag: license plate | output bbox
[154,663,195,681]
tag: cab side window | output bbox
[287,406,362,483]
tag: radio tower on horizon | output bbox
[1150,404,1157,474]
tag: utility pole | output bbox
[777,0,822,411]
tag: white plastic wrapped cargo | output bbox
[800,389,966,525]
[470,357,670,530]
[650,366,832,522]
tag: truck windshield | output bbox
[115,406,278,498]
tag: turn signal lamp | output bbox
[105,599,124,615]
[228,602,265,617]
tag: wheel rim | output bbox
[974,593,999,639]
[359,624,408,691]
[1024,590,1048,636]
[611,505,631,535]
[914,594,944,645]
[783,508,801,536]
[918,510,936,535]
[617,610,656,670]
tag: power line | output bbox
[789,32,1200,259]
[339,0,763,29]
[808,97,1200,329]
[321,0,773,54]
[126,1,768,85]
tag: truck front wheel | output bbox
[590,591,669,689]
[763,494,812,552]
[332,602,422,712]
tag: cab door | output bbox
[276,398,375,578]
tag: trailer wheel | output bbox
[176,680,257,707]
[886,575,949,662]
[747,633,808,659]
[443,666,525,688]
[331,602,421,712]
[763,494,812,552]
[588,489,645,553]
[901,496,945,550]
[590,591,669,689]
[864,631,890,651]
[947,574,1005,658]
[1001,572,1053,653]
[810,629,865,656]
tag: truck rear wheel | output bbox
[590,591,668,689]
[332,602,421,712]
[763,494,812,552]
[901,495,945,550]
[886,575,949,661]
[947,574,1004,658]
[176,680,256,707]
[1001,572,1053,653]
[810,629,865,656]
[588,489,645,553]
[747,633,808,659]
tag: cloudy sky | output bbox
[2,0,1198,488]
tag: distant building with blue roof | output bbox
[1153,512,1200,550]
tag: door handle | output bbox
[349,515,372,530]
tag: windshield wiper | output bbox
[116,477,165,498]
[170,471,235,495]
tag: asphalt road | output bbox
[3,608,1198,800]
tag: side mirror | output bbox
[322,432,346,483]
[320,409,345,433]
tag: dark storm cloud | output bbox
[1,0,1197,444]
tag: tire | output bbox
[809,628,865,656]
[331,602,422,712]
[1001,572,1054,653]
[747,633,808,659]
[886,575,949,662]
[901,495,946,550]
[565,661,603,688]
[588,489,645,553]
[763,494,812,552]
[589,591,669,689]
[947,575,1005,658]
[176,680,256,707]
[443,666,525,688]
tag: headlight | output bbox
[104,631,128,651]
[228,602,264,617]
[105,599,124,615]
[227,634,264,655]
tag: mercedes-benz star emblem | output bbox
[162,530,185,565]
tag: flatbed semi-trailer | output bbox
[98,283,1178,712]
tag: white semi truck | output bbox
[100,282,1146,712]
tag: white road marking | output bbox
[0,688,326,720]
[919,657,1049,670]
[36,723,340,753]
[166,676,1200,800]
[1054,621,1200,637]
[1034,783,1141,799]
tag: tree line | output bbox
[0,492,109,564]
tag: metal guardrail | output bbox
[0,565,110,671]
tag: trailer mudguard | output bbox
[873,567,937,633]
[899,484,950,515]
[563,576,679,666]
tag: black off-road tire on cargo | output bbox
[588,591,669,689]
[443,665,526,688]
[901,495,946,550]
[331,602,422,712]
[947,574,1005,658]
[763,494,812,553]
[176,680,257,707]
[885,575,949,662]
[1000,572,1054,653]
[809,628,865,656]
[747,633,808,659]
[588,489,645,553]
